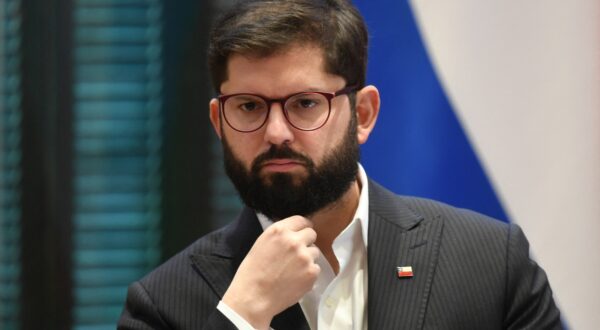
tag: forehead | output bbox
[220,44,345,95]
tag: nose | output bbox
[263,102,295,146]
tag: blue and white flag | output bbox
[356,1,600,328]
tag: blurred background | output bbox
[1,0,598,329]
[0,0,243,328]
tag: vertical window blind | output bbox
[0,0,22,329]
[71,0,163,328]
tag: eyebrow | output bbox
[221,87,334,98]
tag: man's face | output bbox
[210,45,360,219]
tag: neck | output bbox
[310,179,361,273]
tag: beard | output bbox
[222,118,360,220]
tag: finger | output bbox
[306,245,320,261]
[295,227,317,245]
[309,262,321,278]
[278,215,313,231]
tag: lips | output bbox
[250,145,312,175]
[260,158,304,172]
[264,158,300,165]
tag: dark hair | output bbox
[208,0,369,93]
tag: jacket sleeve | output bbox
[504,224,563,329]
[117,281,238,330]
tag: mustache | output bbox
[251,145,314,172]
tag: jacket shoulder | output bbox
[118,223,237,329]
[399,195,510,233]
[382,195,560,328]
[369,179,509,235]
[140,223,232,286]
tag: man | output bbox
[118,0,561,329]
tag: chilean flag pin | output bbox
[397,266,413,278]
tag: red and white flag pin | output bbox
[397,266,413,278]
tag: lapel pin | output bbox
[397,266,413,278]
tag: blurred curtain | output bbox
[0,0,242,329]
[70,0,163,327]
[0,1,22,329]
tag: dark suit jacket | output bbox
[118,180,561,329]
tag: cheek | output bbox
[223,130,263,165]
[295,132,330,165]
[314,113,352,155]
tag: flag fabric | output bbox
[397,266,414,278]
[355,1,600,329]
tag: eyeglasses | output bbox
[218,86,357,133]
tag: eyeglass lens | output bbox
[223,92,330,131]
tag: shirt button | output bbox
[325,297,335,308]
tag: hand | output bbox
[222,215,320,329]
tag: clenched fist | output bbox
[222,215,320,329]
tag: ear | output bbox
[209,98,223,139]
[355,85,380,145]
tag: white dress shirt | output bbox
[218,164,370,329]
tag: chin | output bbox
[262,172,307,187]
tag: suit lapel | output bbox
[367,181,444,330]
[189,207,309,330]
[189,207,261,296]
[188,180,441,330]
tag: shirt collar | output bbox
[256,163,370,246]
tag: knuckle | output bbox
[308,264,320,277]
[267,224,284,236]
[299,250,312,263]
[289,239,303,251]
[271,223,283,233]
